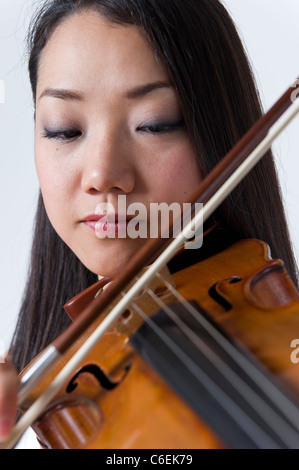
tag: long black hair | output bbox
[10,0,298,372]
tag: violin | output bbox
[21,237,299,449]
[2,78,299,449]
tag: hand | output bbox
[0,358,18,442]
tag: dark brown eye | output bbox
[137,120,184,134]
[42,128,82,141]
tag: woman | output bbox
[0,0,297,448]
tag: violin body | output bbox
[19,239,299,449]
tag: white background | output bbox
[0,0,298,352]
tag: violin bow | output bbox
[2,77,299,449]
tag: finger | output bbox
[0,359,18,442]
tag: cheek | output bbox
[35,138,77,193]
[152,143,201,202]
[35,144,76,228]
[36,143,65,186]
[36,154,58,210]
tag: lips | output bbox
[82,214,134,238]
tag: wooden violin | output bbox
[2,78,299,449]
[20,237,299,449]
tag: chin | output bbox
[77,250,135,280]
[68,233,148,279]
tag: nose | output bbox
[80,131,136,195]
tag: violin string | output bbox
[128,298,279,449]
[146,287,299,445]
[123,276,299,447]
[156,273,299,430]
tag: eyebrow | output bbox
[126,81,172,99]
[38,88,83,101]
[38,81,172,102]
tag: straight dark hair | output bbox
[10,0,298,373]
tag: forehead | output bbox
[36,9,169,96]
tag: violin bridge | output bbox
[113,266,177,336]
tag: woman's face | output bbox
[35,9,201,277]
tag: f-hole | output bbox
[66,363,132,394]
[208,277,242,312]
